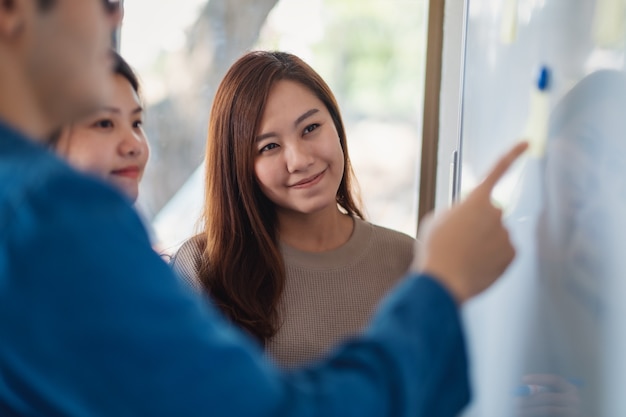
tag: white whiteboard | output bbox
[456,1,626,416]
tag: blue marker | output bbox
[537,66,550,91]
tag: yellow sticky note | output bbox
[523,67,550,158]
[501,0,518,44]
[593,0,626,47]
[524,89,549,158]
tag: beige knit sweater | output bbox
[171,218,415,368]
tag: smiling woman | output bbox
[171,51,415,368]
[254,80,348,223]
[51,52,149,203]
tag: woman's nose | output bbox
[118,132,144,158]
[284,141,314,173]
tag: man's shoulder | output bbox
[0,123,86,202]
[0,126,68,227]
[0,123,59,194]
[0,123,144,243]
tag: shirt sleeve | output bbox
[0,170,469,417]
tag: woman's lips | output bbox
[290,169,326,189]
[111,166,141,179]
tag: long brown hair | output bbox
[200,50,363,344]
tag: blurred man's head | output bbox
[0,0,122,138]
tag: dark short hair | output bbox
[112,51,140,96]
[47,51,141,147]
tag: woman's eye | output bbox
[260,143,279,154]
[133,120,143,129]
[303,123,320,135]
[93,119,114,129]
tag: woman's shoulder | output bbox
[170,235,206,290]
[359,218,416,248]
[173,235,205,260]
[353,218,416,281]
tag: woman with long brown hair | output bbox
[172,50,415,368]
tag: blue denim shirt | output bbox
[0,121,469,417]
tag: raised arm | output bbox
[0,143,526,417]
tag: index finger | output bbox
[477,142,529,195]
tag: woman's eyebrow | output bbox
[102,106,121,114]
[256,132,276,142]
[100,106,144,114]
[294,108,319,126]
[256,108,320,142]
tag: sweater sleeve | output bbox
[170,237,204,291]
[0,170,470,417]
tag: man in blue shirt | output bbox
[0,0,527,416]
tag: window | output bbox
[121,0,429,252]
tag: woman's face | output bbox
[254,80,345,216]
[56,73,149,202]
